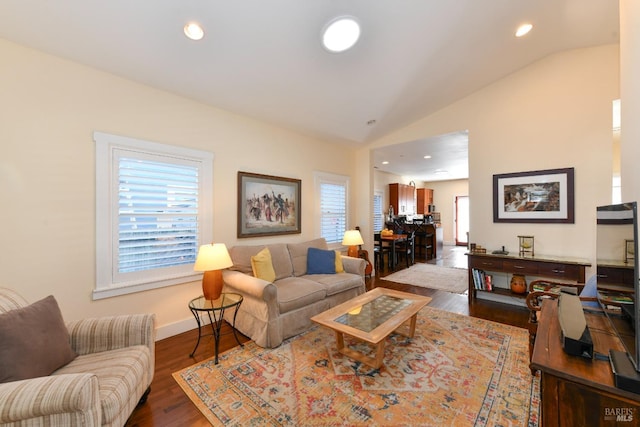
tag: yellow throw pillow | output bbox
[251,248,276,282]
[334,250,344,273]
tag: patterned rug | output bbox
[383,263,468,294]
[173,307,539,426]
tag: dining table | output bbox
[380,233,407,271]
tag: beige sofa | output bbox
[0,288,155,427]
[222,238,366,348]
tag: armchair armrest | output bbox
[341,255,366,276]
[0,373,101,426]
[66,314,156,373]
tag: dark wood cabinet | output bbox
[467,253,590,308]
[389,183,416,215]
[597,264,636,288]
[531,299,640,426]
[416,188,433,214]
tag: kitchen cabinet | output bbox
[416,188,433,214]
[389,183,416,216]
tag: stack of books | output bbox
[471,268,492,291]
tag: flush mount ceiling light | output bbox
[184,22,205,41]
[322,16,361,53]
[515,23,533,37]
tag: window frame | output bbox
[373,190,384,232]
[314,171,350,248]
[94,131,213,300]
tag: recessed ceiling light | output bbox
[382,161,389,165]
[184,22,205,41]
[423,155,432,159]
[322,16,361,53]
[515,23,533,38]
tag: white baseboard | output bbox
[155,316,200,341]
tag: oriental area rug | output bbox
[173,307,539,426]
[383,263,468,294]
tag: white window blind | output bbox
[320,182,347,244]
[373,192,384,232]
[95,132,213,299]
[315,172,350,245]
[117,157,199,273]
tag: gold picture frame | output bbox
[237,171,301,238]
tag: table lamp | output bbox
[342,229,364,258]
[194,243,233,300]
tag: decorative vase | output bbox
[510,274,527,294]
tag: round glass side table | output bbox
[188,293,244,364]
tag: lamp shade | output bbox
[342,229,364,246]
[194,243,233,272]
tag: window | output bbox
[315,172,349,245]
[94,132,213,299]
[373,191,384,232]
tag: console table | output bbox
[467,252,590,307]
[531,298,640,426]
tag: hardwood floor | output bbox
[125,245,530,426]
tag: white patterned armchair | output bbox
[0,288,155,427]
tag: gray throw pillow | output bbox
[0,295,77,383]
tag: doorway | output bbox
[455,195,469,246]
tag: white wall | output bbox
[0,39,358,339]
[359,44,619,278]
[424,179,469,245]
[620,1,640,203]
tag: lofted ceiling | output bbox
[0,1,619,180]
[373,131,469,182]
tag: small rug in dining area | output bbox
[383,263,468,294]
[173,307,539,426]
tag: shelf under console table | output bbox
[467,252,591,307]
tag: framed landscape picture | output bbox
[493,167,575,223]
[238,171,301,238]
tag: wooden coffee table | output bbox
[311,287,431,368]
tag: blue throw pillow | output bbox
[306,247,336,274]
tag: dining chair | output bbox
[395,231,415,268]
[374,233,391,272]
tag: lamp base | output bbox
[202,270,223,300]
[347,245,359,258]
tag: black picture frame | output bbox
[493,167,575,223]
[238,171,301,238]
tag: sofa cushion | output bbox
[267,243,295,279]
[0,295,77,383]
[274,277,327,313]
[229,244,264,274]
[230,243,292,280]
[53,345,151,425]
[335,251,345,273]
[306,247,336,274]
[304,272,365,296]
[288,238,328,277]
[251,248,276,282]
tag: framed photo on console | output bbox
[493,167,574,223]
[238,171,301,238]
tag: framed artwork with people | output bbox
[238,171,302,237]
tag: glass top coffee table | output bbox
[311,287,431,368]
